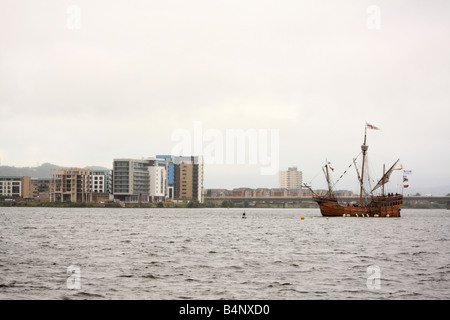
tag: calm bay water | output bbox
[0,207,448,300]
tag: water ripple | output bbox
[0,207,448,299]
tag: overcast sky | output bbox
[1,0,449,194]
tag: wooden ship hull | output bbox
[313,195,403,217]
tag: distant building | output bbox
[92,170,112,194]
[207,189,233,197]
[287,188,302,197]
[156,155,175,199]
[173,156,204,203]
[203,187,350,198]
[112,158,154,203]
[232,188,254,197]
[0,176,52,201]
[31,178,50,202]
[334,190,354,197]
[204,187,305,198]
[254,188,271,197]
[21,177,32,199]
[49,168,93,203]
[271,188,288,197]
[148,165,166,202]
[112,156,203,203]
[279,167,303,189]
[0,176,31,198]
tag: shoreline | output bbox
[0,201,445,209]
[0,201,315,209]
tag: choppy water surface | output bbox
[0,207,448,300]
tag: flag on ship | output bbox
[366,122,380,130]
[327,162,334,172]
[403,169,412,188]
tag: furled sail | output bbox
[371,159,400,192]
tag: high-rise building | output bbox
[112,156,203,203]
[278,167,303,189]
[49,168,93,203]
[173,156,204,203]
[148,165,166,202]
[112,159,152,203]
[156,155,175,199]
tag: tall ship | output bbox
[307,124,403,217]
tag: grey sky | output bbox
[1,0,449,194]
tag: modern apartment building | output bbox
[31,178,51,201]
[0,176,31,198]
[173,156,204,203]
[113,159,151,203]
[112,156,203,203]
[112,158,165,203]
[156,155,175,199]
[92,170,111,194]
[1,176,52,201]
[279,167,303,189]
[148,165,166,202]
[49,168,93,203]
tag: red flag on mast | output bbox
[328,162,334,172]
[366,122,380,130]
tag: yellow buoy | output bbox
[301,216,305,220]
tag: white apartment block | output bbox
[92,174,105,193]
[279,167,303,189]
[92,170,111,193]
[0,177,22,197]
[148,165,166,201]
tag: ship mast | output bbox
[323,160,333,197]
[360,126,368,206]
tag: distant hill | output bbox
[0,163,110,179]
